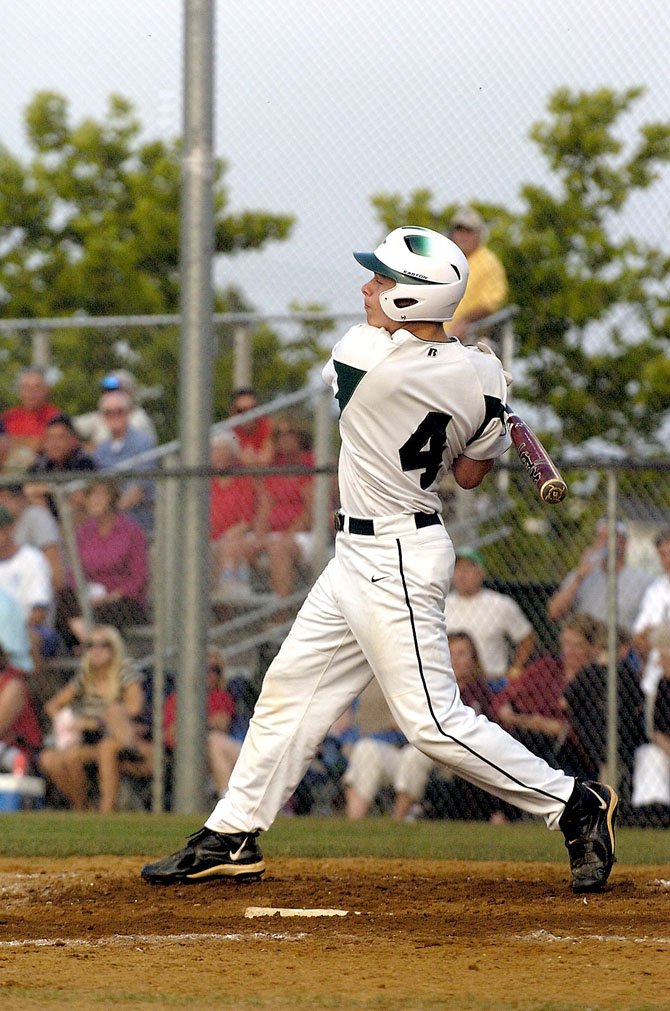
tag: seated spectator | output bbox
[560,625,646,800]
[0,483,65,590]
[547,517,652,634]
[291,703,359,816]
[24,413,97,521]
[0,586,33,674]
[446,207,508,343]
[404,631,499,823]
[163,648,242,798]
[493,613,602,772]
[92,388,157,535]
[1,366,61,471]
[631,625,670,825]
[445,548,536,692]
[0,646,42,775]
[55,479,149,647]
[343,679,418,820]
[229,387,274,467]
[245,419,315,604]
[39,625,150,811]
[0,505,55,671]
[74,370,157,449]
[632,527,670,728]
[209,435,257,601]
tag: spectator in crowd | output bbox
[291,703,359,816]
[343,678,412,820]
[92,388,157,535]
[245,419,315,604]
[632,527,670,725]
[209,435,257,601]
[0,645,42,776]
[0,483,65,591]
[402,631,498,822]
[630,624,670,825]
[445,547,536,693]
[24,413,97,521]
[55,479,149,647]
[560,624,646,803]
[547,517,652,633]
[445,207,508,342]
[39,625,150,812]
[163,648,242,798]
[229,387,274,467]
[0,587,33,674]
[74,370,157,448]
[493,614,603,771]
[0,505,54,671]
[1,366,61,470]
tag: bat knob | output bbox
[540,478,568,504]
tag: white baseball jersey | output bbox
[323,324,511,516]
[207,323,573,839]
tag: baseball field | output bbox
[0,813,667,1010]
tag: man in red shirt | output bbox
[246,420,314,603]
[2,367,61,469]
[229,388,273,467]
[209,436,257,600]
[0,647,42,773]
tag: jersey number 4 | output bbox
[399,411,452,489]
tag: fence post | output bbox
[53,485,93,633]
[233,324,252,390]
[605,470,619,788]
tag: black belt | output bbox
[334,512,441,535]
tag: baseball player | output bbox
[142,226,617,893]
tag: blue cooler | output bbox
[0,774,46,812]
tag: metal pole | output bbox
[150,469,168,813]
[31,330,51,371]
[233,325,252,390]
[311,387,332,580]
[605,471,619,787]
[174,0,215,814]
[54,486,94,632]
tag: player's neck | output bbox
[403,321,453,343]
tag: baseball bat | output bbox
[506,410,567,504]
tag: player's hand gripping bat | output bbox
[475,341,567,504]
[506,410,567,504]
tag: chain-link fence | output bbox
[2,384,668,828]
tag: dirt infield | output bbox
[0,856,667,1010]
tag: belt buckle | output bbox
[334,511,344,532]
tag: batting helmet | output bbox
[353,226,469,323]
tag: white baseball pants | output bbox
[206,514,573,835]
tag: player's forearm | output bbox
[452,455,494,489]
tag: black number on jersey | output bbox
[399,411,452,489]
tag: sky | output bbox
[1,0,669,317]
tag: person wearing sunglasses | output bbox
[38,625,150,811]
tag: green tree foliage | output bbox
[371,87,670,454]
[0,91,332,438]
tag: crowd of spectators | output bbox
[0,352,669,828]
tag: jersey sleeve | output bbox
[462,351,511,461]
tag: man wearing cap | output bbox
[548,517,652,633]
[632,528,670,726]
[445,548,536,693]
[0,484,64,591]
[446,207,508,342]
[74,370,157,449]
[0,505,54,673]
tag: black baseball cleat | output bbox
[559,780,618,893]
[141,827,265,884]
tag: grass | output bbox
[0,811,666,864]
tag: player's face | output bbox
[361,273,400,330]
